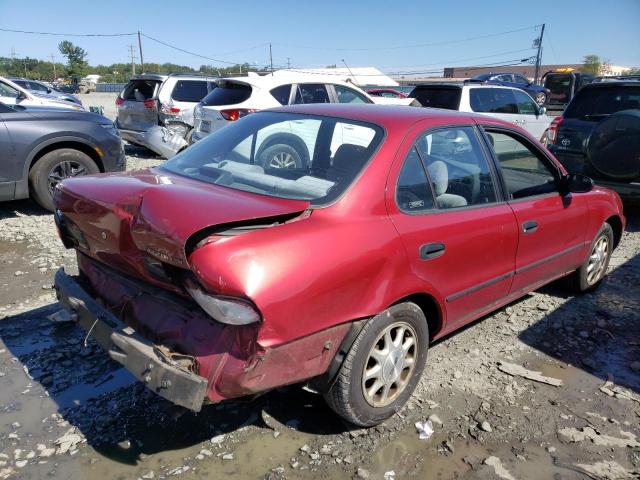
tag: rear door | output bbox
[388,121,519,327]
[512,89,551,140]
[116,79,162,131]
[468,87,525,128]
[481,125,589,294]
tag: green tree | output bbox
[582,54,601,75]
[58,40,89,77]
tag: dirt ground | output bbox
[0,137,639,479]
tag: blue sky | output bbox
[1,0,639,73]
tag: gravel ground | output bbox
[0,148,639,480]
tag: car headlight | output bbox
[100,122,120,137]
[186,283,261,325]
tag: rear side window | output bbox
[564,87,640,119]
[121,80,160,101]
[171,80,209,102]
[396,147,435,212]
[270,84,292,105]
[293,84,330,104]
[202,81,252,106]
[470,88,518,114]
[410,87,461,109]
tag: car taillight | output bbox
[115,97,124,106]
[220,109,256,122]
[160,103,181,115]
[547,116,564,144]
[143,99,157,109]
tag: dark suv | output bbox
[547,81,640,198]
[0,102,125,211]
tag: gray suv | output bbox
[115,73,217,157]
[0,102,125,211]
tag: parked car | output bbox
[542,69,595,111]
[409,84,552,141]
[545,81,640,198]
[115,73,217,155]
[0,101,125,211]
[191,74,376,144]
[0,76,84,111]
[7,77,82,106]
[53,104,624,426]
[469,72,549,106]
[367,88,408,98]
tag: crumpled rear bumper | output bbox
[54,268,208,411]
[119,126,188,159]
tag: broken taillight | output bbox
[115,97,124,106]
[160,103,181,115]
[220,109,256,122]
[184,280,261,326]
[143,99,157,109]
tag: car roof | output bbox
[581,81,640,90]
[266,103,505,129]
[218,74,366,90]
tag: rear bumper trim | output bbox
[54,268,208,412]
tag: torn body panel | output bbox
[55,253,350,407]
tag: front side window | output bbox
[29,82,49,92]
[470,88,518,114]
[334,85,371,104]
[396,147,435,212]
[171,80,209,102]
[0,81,20,98]
[161,112,383,206]
[415,126,497,208]
[513,90,538,115]
[293,84,330,104]
[486,130,557,199]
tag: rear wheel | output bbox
[566,223,613,293]
[258,144,303,170]
[324,302,429,427]
[29,148,99,211]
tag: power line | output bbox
[379,48,536,69]
[0,26,136,37]
[140,33,251,66]
[274,25,542,52]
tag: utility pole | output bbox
[137,31,145,73]
[10,47,17,59]
[269,43,273,74]
[287,57,291,69]
[128,45,137,76]
[50,54,57,82]
[533,23,545,85]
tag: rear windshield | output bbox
[160,112,384,206]
[171,80,210,102]
[564,86,640,120]
[202,81,252,106]
[409,87,461,109]
[121,79,161,101]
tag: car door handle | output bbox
[420,242,445,260]
[522,221,538,234]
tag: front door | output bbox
[388,123,519,327]
[481,126,589,294]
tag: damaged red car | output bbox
[53,104,625,426]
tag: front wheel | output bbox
[324,302,429,427]
[29,148,99,211]
[566,223,614,293]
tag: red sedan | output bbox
[53,104,625,427]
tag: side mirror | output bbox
[46,88,52,93]
[538,106,547,116]
[562,173,593,194]
[17,91,28,100]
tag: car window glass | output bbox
[293,84,330,104]
[486,130,557,199]
[30,82,48,92]
[270,84,292,105]
[0,82,20,98]
[469,88,518,114]
[122,80,159,101]
[497,74,513,82]
[202,81,252,106]
[396,147,435,212]
[334,85,370,104]
[563,86,640,119]
[409,87,461,109]
[171,80,209,102]
[514,75,529,84]
[416,126,497,208]
[513,90,538,115]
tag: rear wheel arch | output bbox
[29,140,104,176]
[605,215,623,248]
[391,292,443,342]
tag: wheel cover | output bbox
[361,321,418,408]
[267,151,296,169]
[587,235,609,285]
[47,160,87,195]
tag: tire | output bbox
[185,128,194,145]
[324,302,429,427]
[29,148,99,211]
[258,143,304,170]
[534,91,547,106]
[565,223,614,293]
